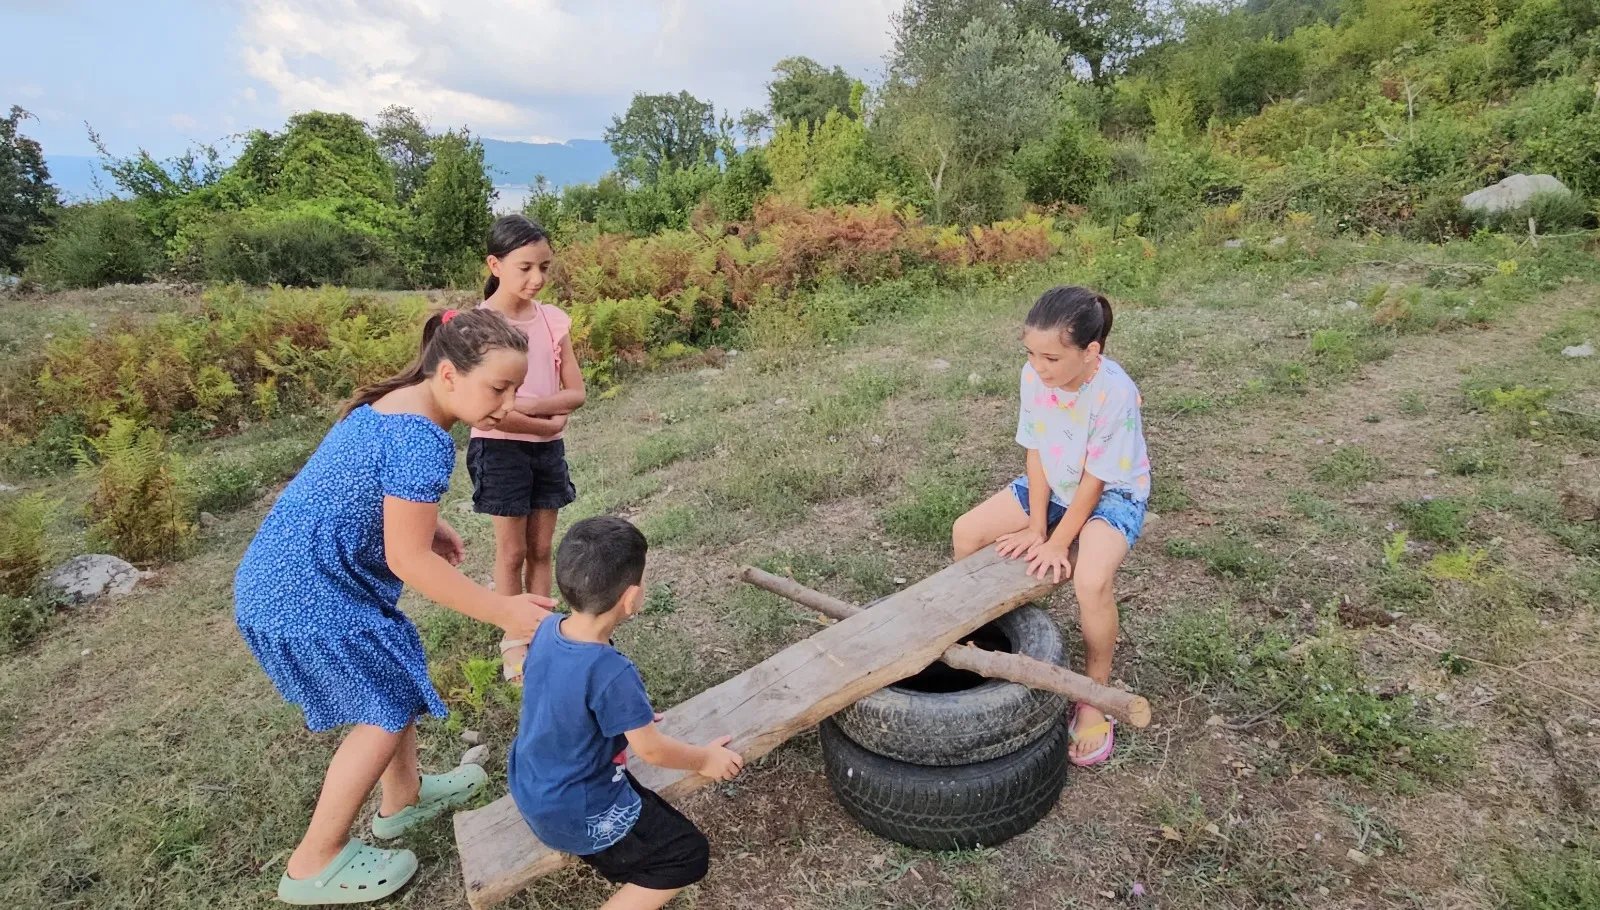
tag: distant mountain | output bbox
[479,138,615,189]
[44,138,615,209]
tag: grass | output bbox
[2,233,1598,909]
[1498,842,1600,910]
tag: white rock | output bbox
[1341,300,1360,311]
[1562,342,1594,358]
[893,577,908,585]
[461,745,490,767]
[927,359,952,372]
[967,372,983,386]
[0,483,18,493]
[870,435,884,446]
[461,730,482,746]
[45,555,147,605]
[1461,174,1570,214]
[199,511,220,530]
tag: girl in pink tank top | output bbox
[465,215,587,683]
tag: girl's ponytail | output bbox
[341,309,528,417]
[482,214,551,300]
[1025,286,1114,353]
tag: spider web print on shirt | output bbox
[585,799,642,851]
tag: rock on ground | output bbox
[1460,174,1570,214]
[46,555,149,605]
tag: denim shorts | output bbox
[466,437,577,516]
[1009,476,1146,550]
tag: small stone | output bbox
[927,359,952,373]
[199,511,219,530]
[1205,714,1224,727]
[1223,239,1244,249]
[967,372,983,386]
[81,648,92,657]
[1143,511,1160,526]
[773,397,788,406]
[1562,342,1594,358]
[870,435,884,446]
[1317,887,1330,897]
[726,349,740,357]
[893,577,908,585]
[0,482,18,493]
[1341,300,1360,311]
[1347,848,1369,866]
[461,730,482,746]
[1435,692,1450,703]
[1265,739,1280,750]
[456,501,473,513]
[1423,469,1438,477]
[461,745,490,767]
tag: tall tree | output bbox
[1009,0,1173,82]
[0,106,58,273]
[409,129,494,286]
[767,57,858,128]
[604,91,719,184]
[882,10,1065,222]
[375,105,435,204]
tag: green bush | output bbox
[0,493,54,597]
[189,458,264,514]
[1471,191,1592,234]
[199,208,391,287]
[82,419,194,563]
[1013,116,1113,208]
[23,200,164,288]
[0,594,52,655]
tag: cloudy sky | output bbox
[2,0,900,157]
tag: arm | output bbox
[383,497,552,638]
[624,724,743,781]
[996,448,1052,559]
[492,410,568,436]
[515,335,587,417]
[1026,472,1106,583]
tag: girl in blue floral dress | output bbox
[235,308,555,904]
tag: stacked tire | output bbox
[819,605,1070,850]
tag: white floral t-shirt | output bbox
[1015,357,1151,504]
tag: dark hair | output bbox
[1024,286,1114,352]
[556,516,648,615]
[342,309,529,417]
[483,214,551,299]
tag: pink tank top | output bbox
[471,301,572,443]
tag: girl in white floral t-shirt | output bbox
[952,286,1151,767]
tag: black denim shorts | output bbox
[577,772,710,891]
[466,437,577,516]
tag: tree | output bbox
[409,129,494,286]
[1009,0,1174,82]
[882,11,1066,222]
[768,57,858,128]
[604,91,719,184]
[1218,39,1304,116]
[375,105,435,204]
[1,106,58,273]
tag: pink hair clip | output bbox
[441,309,460,324]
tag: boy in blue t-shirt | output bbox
[509,516,742,908]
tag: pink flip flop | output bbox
[1068,703,1116,767]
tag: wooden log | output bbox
[455,545,1057,909]
[739,565,1152,728]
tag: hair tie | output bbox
[442,309,460,324]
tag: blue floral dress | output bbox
[235,405,457,733]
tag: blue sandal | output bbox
[277,839,417,905]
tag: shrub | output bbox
[1397,497,1472,543]
[82,418,194,562]
[1471,191,1592,234]
[189,458,264,514]
[23,200,164,288]
[198,208,389,287]
[0,493,54,597]
[0,594,52,655]
[1012,116,1113,208]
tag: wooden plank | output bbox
[454,545,1056,909]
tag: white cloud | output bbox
[168,113,201,130]
[239,0,898,140]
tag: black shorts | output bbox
[576,773,709,891]
[466,437,577,516]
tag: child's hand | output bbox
[498,594,556,640]
[698,735,744,781]
[996,527,1046,559]
[432,519,466,566]
[1026,537,1074,583]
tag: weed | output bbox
[1267,360,1311,394]
[1444,443,1506,476]
[883,466,985,544]
[1399,391,1428,416]
[635,427,716,472]
[1397,497,1473,543]
[1148,481,1194,513]
[0,493,54,597]
[639,505,701,547]
[1311,329,1391,374]
[448,656,511,719]
[188,458,263,515]
[1314,446,1382,489]
[1155,606,1289,688]
[1383,532,1409,571]
[1497,841,1600,910]
[806,366,909,437]
[1467,383,1556,438]
[1164,393,1215,416]
[0,593,53,654]
[1425,547,1488,581]
[643,583,679,615]
[82,418,194,562]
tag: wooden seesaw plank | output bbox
[454,545,1057,909]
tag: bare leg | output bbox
[492,515,532,680]
[1068,520,1129,760]
[523,509,560,600]
[951,489,1030,560]
[285,724,406,880]
[377,721,420,817]
[600,884,686,910]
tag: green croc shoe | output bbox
[371,764,489,840]
[277,839,417,905]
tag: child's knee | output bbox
[950,512,982,551]
[1073,567,1115,604]
[528,536,554,563]
[497,540,529,567]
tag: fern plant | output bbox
[0,493,56,597]
[80,418,194,563]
